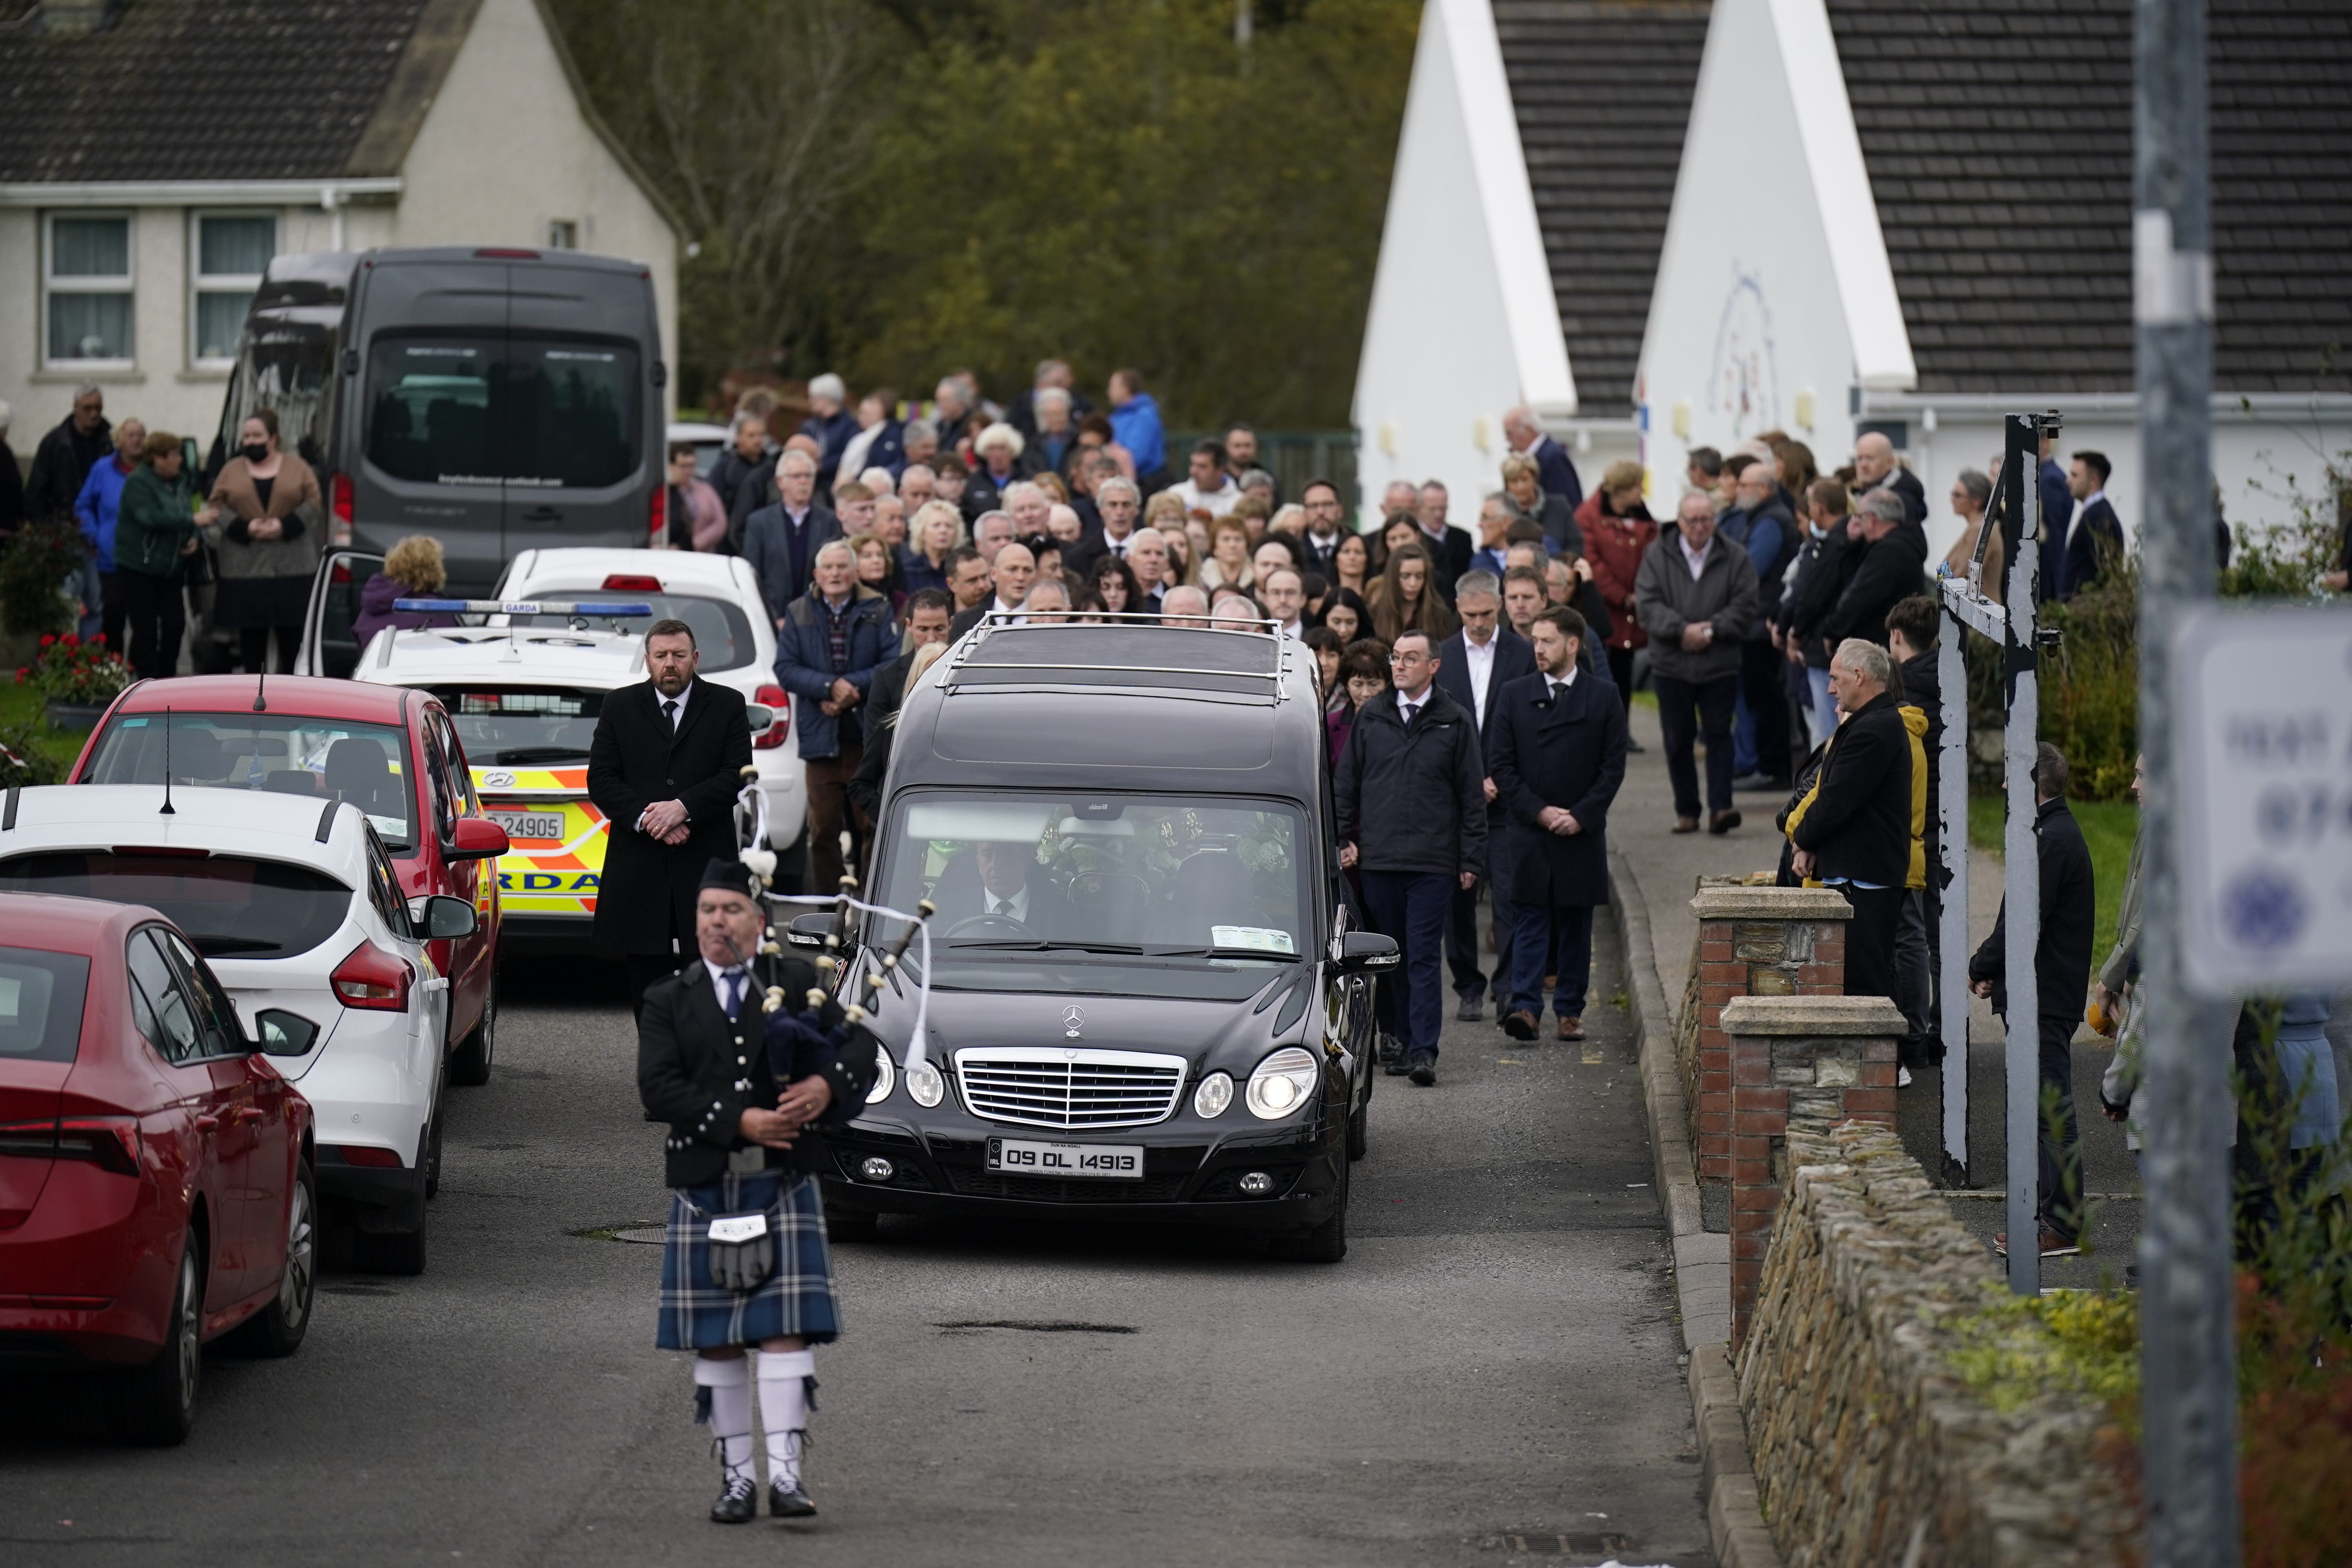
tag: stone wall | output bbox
[1676,885,1853,1181]
[1737,1121,2135,1568]
[1724,997,1902,1345]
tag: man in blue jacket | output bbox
[73,415,142,652]
[1334,630,1488,1087]
[774,541,898,894]
[1487,607,1628,1042]
[2056,451,2125,603]
[1107,368,1166,492]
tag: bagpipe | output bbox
[728,767,937,1104]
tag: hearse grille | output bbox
[953,1047,1189,1130]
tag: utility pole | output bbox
[2133,0,2239,1560]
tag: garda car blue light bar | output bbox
[392,599,657,617]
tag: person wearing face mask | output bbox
[200,408,322,674]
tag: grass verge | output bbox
[1967,794,2135,963]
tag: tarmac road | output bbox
[2,924,1712,1568]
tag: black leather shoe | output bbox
[769,1479,817,1518]
[1407,1054,1437,1086]
[1455,995,1483,1022]
[1384,1054,1413,1076]
[711,1475,757,1524]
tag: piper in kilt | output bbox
[637,859,878,1525]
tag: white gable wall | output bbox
[1636,0,1915,514]
[393,0,678,414]
[1353,0,1577,528]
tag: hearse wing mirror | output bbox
[786,912,833,949]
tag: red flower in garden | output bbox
[38,636,53,648]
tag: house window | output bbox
[546,220,578,250]
[45,213,134,365]
[191,212,277,366]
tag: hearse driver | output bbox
[938,840,1070,935]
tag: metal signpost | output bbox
[2137,0,2239,1557]
[1935,412,2058,1296]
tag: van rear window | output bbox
[366,334,640,490]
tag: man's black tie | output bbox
[993,898,1014,917]
[662,698,680,730]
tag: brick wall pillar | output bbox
[1724,995,1904,1348]
[1676,886,1854,1181]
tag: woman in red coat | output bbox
[1577,458,1658,716]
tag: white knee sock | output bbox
[694,1356,755,1484]
[756,1348,816,1488]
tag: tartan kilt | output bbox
[656,1170,841,1350]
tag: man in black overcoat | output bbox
[1787,637,1914,1005]
[589,618,755,1013]
[1486,607,1628,1042]
[1431,573,1537,1021]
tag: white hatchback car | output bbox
[0,784,472,1275]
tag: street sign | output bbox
[2173,603,2352,992]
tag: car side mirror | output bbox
[785,912,834,949]
[253,1007,320,1057]
[744,702,776,735]
[416,894,479,940]
[449,816,509,860]
[1338,931,1399,972]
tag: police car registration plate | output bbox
[986,1139,1144,1179]
[488,811,566,842]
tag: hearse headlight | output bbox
[1245,1047,1319,1120]
[906,1058,946,1109]
[1194,1071,1234,1120]
[865,1047,896,1107]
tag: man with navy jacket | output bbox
[2056,451,2125,602]
[1431,571,1535,1020]
[1486,607,1628,1042]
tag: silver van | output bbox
[211,247,666,595]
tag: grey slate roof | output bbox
[0,0,442,184]
[1494,0,1713,417]
[1828,0,2352,394]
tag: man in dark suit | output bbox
[932,840,1071,936]
[1787,638,1915,1006]
[1851,431,1927,527]
[1414,482,1474,599]
[2056,450,2125,602]
[741,449,839,627]
[2035,431,2076,603]
[588,618,756,1013]
[1969,744,2096,1257]
[1487,606,1628,1041]
[1431,570,1536,1020]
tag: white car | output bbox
[494,548,807,860]
[0,786,470,1275]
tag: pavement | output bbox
[1,939,1716,1568]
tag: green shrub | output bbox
[1958,561,2139,801]
[0,722,62,787]
[0,518,87,640]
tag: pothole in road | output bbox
[933,1319,1138,1335]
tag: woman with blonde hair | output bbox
[1196,514,1255,593]
[902,499,962,596]
[352,534,459,648]
[1161,525,1197,586]
[1501,450,1581,556]
[1364,539,1456,644]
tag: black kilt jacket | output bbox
[636,959,879,1188]
[1485,670,1628,908]
[586,677,755,956]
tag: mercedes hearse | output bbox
[803,620,1396,1261]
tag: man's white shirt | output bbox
[1462,631,1498,728]
[981,884,1031,922]
[1679,533,1710,579]
[1171,478,1240,517]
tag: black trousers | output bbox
[2034,1015,2084,1243]
[1653,673,1738,817]
[1834,883,1906,1006]
[98,570,127,659]
[1606,646,1637,711]
[117,570,185,681]
[239,624,301,675]
[1739,639,1791,783]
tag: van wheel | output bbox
[1270,1160,1348,1263]
[449,975,495,1087]
[105,1237,202,1444]
[354,1206,427,1276]
[233,1165,316,1357]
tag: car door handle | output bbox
[234,1107,267,1125]
[193,1114,219,1132]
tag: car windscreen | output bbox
[436,688,606,768]
[0,948,92,1063]
[506,593,755,672]
[82,713,418,850]
[0,855,354,960]
[872,790,1310,1002]
[365,333,641,490]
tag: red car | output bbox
[71,676,506,1083]
[0,893,321,1443]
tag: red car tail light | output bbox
[331,940,413,1012]
[753,685,791,750]
[602,573,662,592]
[648,485,666,545]
[0,1118,141,1176]
[330,471,355,541]
[330,1145,404,1169]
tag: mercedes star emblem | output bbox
[1062,1004,1085,1038]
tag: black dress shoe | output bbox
[711,1475,757,1524]
[1455,995,1483,1022]
[1384,1054,1413,1076]
[1709,809,1742,835]
[1407,1054,1437,1086]
[769,1479,817,1518]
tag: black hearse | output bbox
[805,620,1396,1261]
